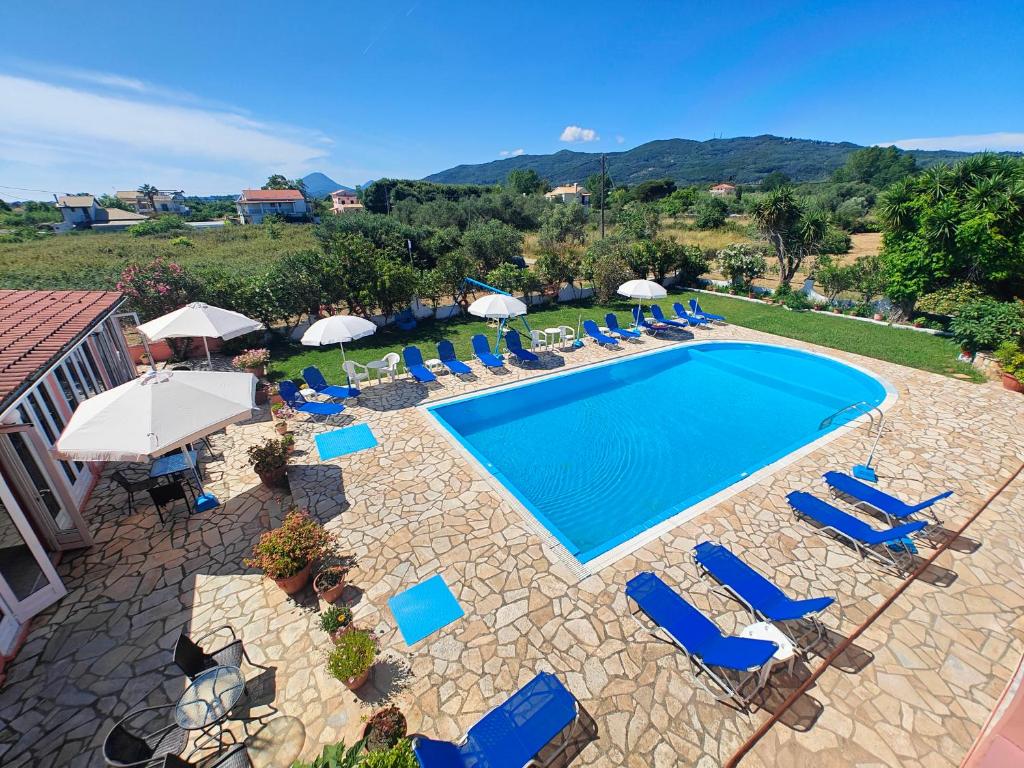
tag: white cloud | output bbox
[877,132,1024,153]
[615,135,625,144]
[499,148,525,157]
[0,73,331,195]
[559,125,599,143]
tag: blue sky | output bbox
[1,0,1021,197]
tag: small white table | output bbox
[299,387,318,399]
[424,358,444,373]
[543,327,563,350]
[365,359,391,383]
[739,621,796,689]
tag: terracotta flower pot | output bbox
[363,710,407,751]
[256,464,288,489]
[245,366,265,378]
[329,625,353,642]
[273,562,312,594]
[344,666,372,691]
[1002,373,1024,393]
[314,566,349,604]
[873,313,884,321]
[274,420,289,435]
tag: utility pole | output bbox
[600,154,606,239]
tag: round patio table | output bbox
[365,359,390,383]
[175,665,245,752]
[739,621,796,689]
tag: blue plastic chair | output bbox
[604,313,642,339]
[471,334,503,369]
[582,320,619,348]
[278,380,345,416]
[823,471,952,525]
[631,306,664,335]
[689,298,725,322]
[673,301,709,326]
[301,366,357,399]
[626,571,777,709]
[436,340,471,375]
[649,304,692,330]
[504,330,539,364]
[787,491,927,574]
[411,672,581,768]
[693,541,834,649]
[402,346,437,383]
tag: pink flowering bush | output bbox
[118,258,199,359]
[232,348,270,369]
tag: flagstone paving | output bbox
[1,323,1024,767]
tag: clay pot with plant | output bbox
[247,437,290,488]
[243,509,338,594]
[314,564,350,603]
[363,706,407,752]
[995,341,1024,393]
[281,433,295,454]
[327,629,377,690]
[319,605,354,641]
[233,348,270,379]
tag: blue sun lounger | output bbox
[692,541,834,649]
[436,340,472,375]
[278,380,345,417]
[411,671,581,768]
[823,471,952,525]
[626,571,778,709]
[689,298,725,322]
[604,312,642,339]
[650,304,693,330]
[582,319,619,348]
[632,306,666,335]
[673,302,709,327]
[471,334,504,369]
[504,329,539,364]
[787,491,927,574]
[402,346,437,383]
[302,366,357,399]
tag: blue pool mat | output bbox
[315,424,378,460]
[388,574,464,646]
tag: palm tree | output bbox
[137,183,159,216]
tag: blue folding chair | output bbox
[673,301,709,327]
[650,304,693,330]
[626,571,778,709]
[402,346,437,383]
[631,306,666,335]
[411,672,582,768]
[692,541,834,650]
[604,313,642,339]
[823,471,952,526]
[471,334,504,369]
[582,319,619,348]
[278,380,345,417]
[787,491,927,574]
[436,340,471,375]
[301,366,357,399]
[504,330,539,365]
[689,298,725,322]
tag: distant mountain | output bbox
[301,172,352,198]
[424,134,990,187]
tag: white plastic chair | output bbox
[379,352,401,382]
[342,360,370,386]
[557,325,576,348]
[530,329,549,351]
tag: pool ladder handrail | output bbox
[819,401,886,472]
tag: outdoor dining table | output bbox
[150,449,200,481]
[175,664,246,755]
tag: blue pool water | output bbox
[428,342,888,563]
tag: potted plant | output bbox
[233,348,270,378]
[327,629,377,690]
[995,341,1024,393]
[314,564,350,603]
[363,706,407,752]
[281,432,295,454]
[247,437,290,488]
[244,509,338,593]
[272,405,293,435]
[319,605,354,641]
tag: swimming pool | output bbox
[428,342,890,564]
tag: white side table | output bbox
[365,359,389,383]
[299,387,318,399]
[739,621,796,689]
[424,358,444,373]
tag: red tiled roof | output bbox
[0,290,124,412]
[239,189,304,202]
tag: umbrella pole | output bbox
[203,337,211,367]
[183,446,204,495]
[339,342,348,384]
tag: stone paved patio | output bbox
[2,322,1024,767]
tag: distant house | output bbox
[709,183,736,197]
[544,183,591,207]
[115,189,190,216]
[330,189,364,215]
[54,196,148,232]
[235,189,310,225]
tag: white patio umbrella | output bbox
[55,370,257,509]
[468,294,528,352]
[136,302,264,366]
[300,315,378,369]
[617,279,667,326]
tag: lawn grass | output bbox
[267,289,982,384]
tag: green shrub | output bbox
[362,740,418,768]
[995,341,1024,383]
[782,291,813,311]
[914,282,988,317]
[127,214,188,237]
[716,243,767,289]
[290,739,365,768]
[949,299,1024,353]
